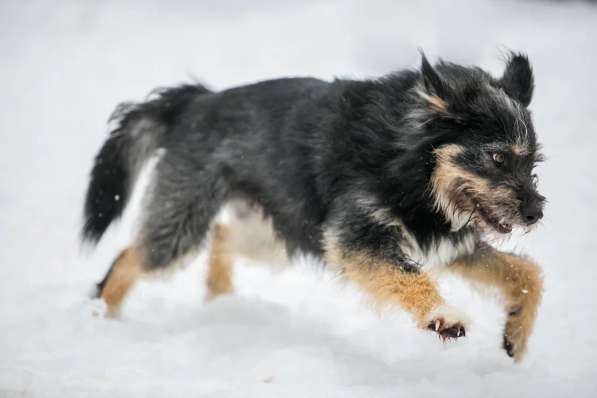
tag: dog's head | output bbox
[419,53,545,235]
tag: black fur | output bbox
[499,53,534,107]
[82,53,544,272]
[82,84,211,243]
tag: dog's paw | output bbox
[503,335,516,358]
[502,315,530,361]
[425,304,469,341]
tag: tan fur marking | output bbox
[512,144,529,156]
[417,90,448,113]
[100,247,143,317]
[324,232,444,327]
[205,224,235,300]
[448,246,543,361]
[432,145,491,202]
[431,145,480,229]
[428,95,448,113]
[431,144,516,230]
[433,147,510,201]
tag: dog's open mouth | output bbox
[474,202,513,234]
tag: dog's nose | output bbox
[520,202,543,225]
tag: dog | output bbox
[82,52,545,361]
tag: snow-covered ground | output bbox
[1,0,597,396]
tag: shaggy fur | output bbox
[82,52,545,361]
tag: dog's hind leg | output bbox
[96,245,144,317]
[96,154,228,316]
[447,244,543,361]
[205,223,235,300]
[205,202,288,300]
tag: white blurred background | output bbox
[1,1,596,397]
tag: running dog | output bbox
[82,53,545,361]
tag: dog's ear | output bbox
[419,52,450,113]
[420,52,449,100]
[500,53,534,107]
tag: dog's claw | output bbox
[428,318,466,341]
[503,336,514,357]
[439,324,465,339]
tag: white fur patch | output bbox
[400,231,476,269]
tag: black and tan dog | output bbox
[83,53,545,361]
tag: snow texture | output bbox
[1,1,596,396]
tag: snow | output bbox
[1,0,597,396]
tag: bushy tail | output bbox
[82,84,211,244]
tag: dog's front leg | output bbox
[323,230,468,339]
[448,244,543,361]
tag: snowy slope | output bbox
[1,1,596,397]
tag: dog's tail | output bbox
[81,84,211,245]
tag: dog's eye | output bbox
[491,152,505,166]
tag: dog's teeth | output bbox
[435,320,440,331]
[498,220,512,231]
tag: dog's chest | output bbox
[400,232,476,268]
